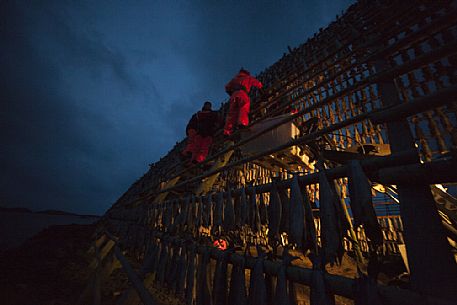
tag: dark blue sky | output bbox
[1,0,353,215]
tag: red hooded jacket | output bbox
[225,70,262,96]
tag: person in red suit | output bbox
[223,68,263,136]
[182,101,221,163]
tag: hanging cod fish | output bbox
[347,160,382,246]
[259,192,268,226]
[250,186,262,233]
[247,247,267,305]
[212,249,230,305]
[240,187,248,226]
[268,179,282,243]
[185,244,197,305]
[353,272,384,305]
[156,239,169,285]
[318,164,347,265]
[163,202,172,229]
[310,255,335,305]
[224,189,236,231]
[299,180,317,253]
[214,192,224,229]
[167,243,180,288]
[196,196,203,228]
[196,247,212,305]
[187,196,196,231]
[175,243,188,296]
[203,193,212,228]
[273,248,298,305]
[141,236,159,275]
[150,238,162,276]
[279,184,290,235]
[228,257,247,305]
[289,174,305,248]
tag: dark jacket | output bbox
[186,110,221,137]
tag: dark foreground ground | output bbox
[0,224,96,305]
[0,223,407,305]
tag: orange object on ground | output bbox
[213,238,227,251]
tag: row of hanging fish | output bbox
[137,234,349,305]
[129,158,383,268]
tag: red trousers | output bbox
[183,129,213,163]
[223,90,250,136]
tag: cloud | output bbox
[0,0,355,215]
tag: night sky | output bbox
[1,0,354,215]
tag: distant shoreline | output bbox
[0,206,100,218]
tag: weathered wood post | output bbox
[373,57,457,298]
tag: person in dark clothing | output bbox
[182,101,221,163]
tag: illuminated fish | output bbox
[347,160,382,246]
[259,192,268,226]
[318,164,347,265]
[268,178,282,243]
[289,174,305,248]
[279,185,290,235]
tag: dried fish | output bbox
[240,187,248,226]
[187,196,196,230]
[141,237,159,275]
[224,189,236,231]
[156,240,169,285]
[175,244,187,296]
[353,273,383,305]
[289,174,305,248]
[204,193,213,228]
[248,250,267,305]
[214,192,224,228]
[196,248,212,305]
[250,186,262,233]
[234,191,242,226]
[347,160,382,246]
[279,185,290,235]
[265,271,275,305]
[259,193,268,226]
[196,196,203,228]
[228,257,247,305]
[318,164,347,265]
[299,181,317,253]
[212,250,230,305]
[268,179,282,243]
[273,249,297,305]
[288,280,297,305]
[185,244,197,305]
[163,202,172,229]
[167,243,179,288]
[310,255,335,305]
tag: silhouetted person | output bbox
[182,101,221,163]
